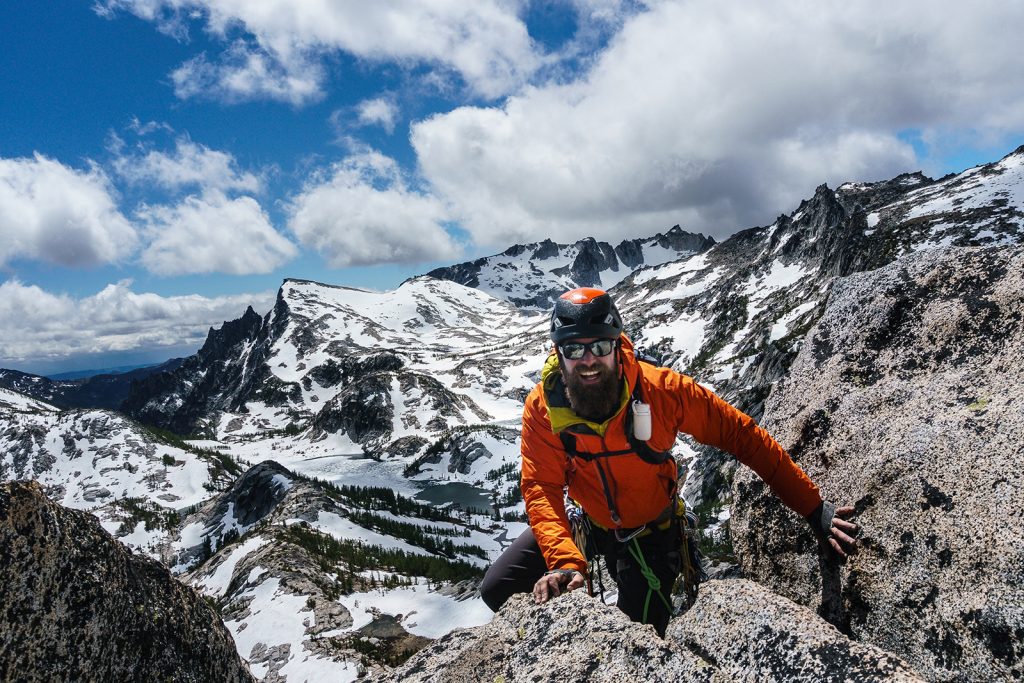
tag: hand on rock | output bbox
[533,570,585,604]
[807,501,859,560]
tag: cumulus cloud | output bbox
[113,138,261,193]
[412,0,1024,244]
[0,154,137,267]
[0,279,274,365]
[288,151,460,267]
[356,97,399,134]
[138,191,297,275]
[99,0,541,103]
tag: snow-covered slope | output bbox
[0,386,59,414]
[174,461,501,681]
[0,387,232,556]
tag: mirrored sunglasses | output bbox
[559,339,616,360]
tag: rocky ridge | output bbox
[122,306,273,435]
[382,581,923,682]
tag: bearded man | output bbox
[479,287,858,636]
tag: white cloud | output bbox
[128,117,175,136]
[0,154,137,267]
[138,191,297,275]
[0,279,274,365]
[170,42,324,106]
[356,98,399,134]
[412,1,1024,244]
[287,151,460,267]
[100,0,541,103]
[114,138,261,193]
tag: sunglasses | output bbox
[559,339,616,360]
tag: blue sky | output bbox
[2,0,1023,375]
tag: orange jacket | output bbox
[520,335,821,573]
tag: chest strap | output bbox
[556,373,674,465]
[554,372,677,538]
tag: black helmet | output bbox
[550,288,623,343]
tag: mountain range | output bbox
[2,144,1023,680]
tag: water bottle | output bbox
[632,400,652,441]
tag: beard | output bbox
[562,361,622,422]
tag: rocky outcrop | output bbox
[206,461,293,534]
[731,245,1024,682]
[381,580,921,682]
[0,481,254,683]
[380,591,721,682]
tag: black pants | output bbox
[479,524,680,636]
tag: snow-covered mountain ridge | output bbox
[0,360,184,411]
[427,226,714,309]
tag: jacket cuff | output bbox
[805,500,835,541]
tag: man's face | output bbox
[559,337,621,421]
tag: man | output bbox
[480,287,857,636]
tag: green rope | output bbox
[628,537,672,624]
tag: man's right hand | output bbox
[807,500,859,559]
[533,569,585,604]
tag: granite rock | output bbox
[732,245,1024,682]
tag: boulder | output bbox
[731,245,1024,682]
[0,481,255,683]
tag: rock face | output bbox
[670,579,923,682]
[731,245,1024,682]
[0,481,255,683]
[381,580,921,682]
